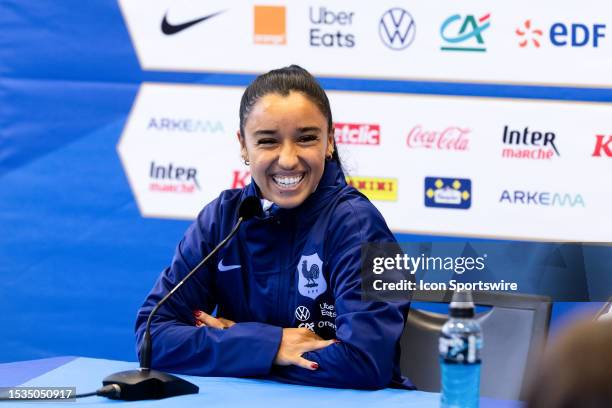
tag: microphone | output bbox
[100,197,263,400]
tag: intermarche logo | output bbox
[516,19,543,48]
[254,5,286,45]
[334,123,380,145]
[148,161,200,194]
[406,125,470,151]
[592,134,612,157]
[440,13,490,52]
[424,177,471,209]
[379,8,416,50]
[346,176,397,201]
[502,125,559,160]
[500,190,585,208]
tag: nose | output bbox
[277,141,299,170]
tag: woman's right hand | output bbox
[274,328,336,370]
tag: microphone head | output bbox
[238,196,263,220]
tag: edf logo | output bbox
[550,22,606,47]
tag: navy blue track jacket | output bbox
[135,160,414,390]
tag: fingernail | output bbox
[195,320,202,326]
[311,363,319,370]
[334,339,341,344]
[193,310,202,317]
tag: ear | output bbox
[237,130,248,160]
[326,129,335,158]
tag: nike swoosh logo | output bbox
[161,10,225,35]
[218,259,241,272]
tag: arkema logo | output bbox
[334,123,380,145]
[147,117,224,133]
[424,177,471,209]
[500,190,585,207]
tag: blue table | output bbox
[1,357,520,407]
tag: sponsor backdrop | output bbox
[1,1,610,363]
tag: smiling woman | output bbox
[135,65,415,390]
[238,86,334,208]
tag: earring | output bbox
[243,158,250,165]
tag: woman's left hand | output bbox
[193,310,235,329]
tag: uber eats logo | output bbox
[309,6,355,48]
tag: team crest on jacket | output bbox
[297,253,326,300]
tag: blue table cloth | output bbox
[1,357,520,407]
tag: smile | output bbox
[272,174,305,189]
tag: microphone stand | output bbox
[101,197,261,400]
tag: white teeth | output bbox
[272,174,304,187]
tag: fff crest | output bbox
[297,253,326,300]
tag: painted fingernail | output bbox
[311,363,319,370]
[193,310,202,317]
[195,320,202,326]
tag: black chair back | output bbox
[399,291,551,400]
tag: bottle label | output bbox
[439,333,481,364]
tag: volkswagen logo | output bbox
[295,306,311,322]
[379,8,416,50]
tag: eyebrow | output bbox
[298,126,322,133]
[253,129,277,136]
[252,126,322,136]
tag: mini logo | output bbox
[425,177,471,209]
[346,176,398,201]
[297,253,327,300]
[440,13,490,52]
[149,161,200,193]
[218,259,241,272]
[298,322,315,331]
[334,123,380,145]
[592,134,612,157]
[254,5,286,45]
[406,125,470,150]
[500,190,585,207]
[295,306,311,322]
[320,302,336,318]
[502,125,559,160]
[379,8,416,50]
[161,10,225,35]
[516,19,543,48]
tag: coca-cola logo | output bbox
[334,123,380,145]
[406,125,470,150]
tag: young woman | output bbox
[135,65,414,390]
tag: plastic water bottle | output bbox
[439,290,483,408]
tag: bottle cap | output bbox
[449,290,475,318]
